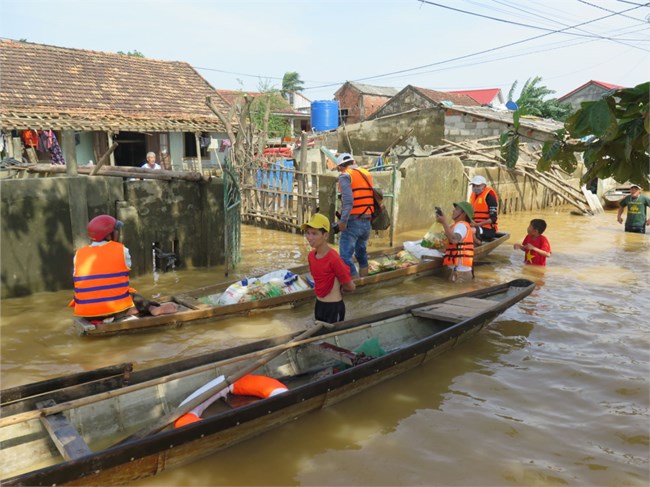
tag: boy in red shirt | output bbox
[514,219,552,266]
[302,214,355,323]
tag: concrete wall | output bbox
[337,107,445,154]
[1,176,224,298]
[561,84,610,111]
[444,111,554,144]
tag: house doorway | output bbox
[114,132,147,167]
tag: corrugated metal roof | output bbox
[0,39,229,131]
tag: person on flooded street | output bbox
[469,175,499,241]
[302,213,355,324]
[335,152,374,278]
[617,184,650,234]
[514,218,552,266]
[436,202,475,283]
[71,215,177,323]
[141,152,162,170]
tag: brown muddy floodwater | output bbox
[1,207,648,486]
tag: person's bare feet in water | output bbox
[149,302,178,316]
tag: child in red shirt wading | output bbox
[514,219,552,266]
[302,214,355,323]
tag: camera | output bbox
[435,206,443,217]
[332,222,340,234]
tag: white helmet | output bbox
[470,175,487,185]
[336,153,355,166]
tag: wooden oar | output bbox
[114,321,331,445]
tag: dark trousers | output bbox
[625,226,646,234]
[315,300,346,324]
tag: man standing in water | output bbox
[335,153,374,277]
[617,184,650,234]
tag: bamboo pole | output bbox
[21,164,205,181]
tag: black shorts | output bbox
[314,300,346,324]
[478,227,497,241]
[625,226,646,234]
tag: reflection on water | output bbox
[1,208,648,486]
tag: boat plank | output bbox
[411,297,497,322]
[37,400,92,461]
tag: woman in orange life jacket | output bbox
[469,175,499,241]
[71,215,177,322]
[435,202,476,283]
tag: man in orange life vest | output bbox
[335,153,374,278]
[435,202,475,283]
[72,215,177,322]
[469,175,499,241]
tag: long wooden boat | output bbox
[73,233,510,336]
[1,278,534,486]
[602,186,630,209]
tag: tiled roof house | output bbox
[447,88,504,106]
[334,81,400,124]
[0,39,231,168]
[368,85,480,120]
[558,80,624,111]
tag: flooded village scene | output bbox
[0,1,648,486]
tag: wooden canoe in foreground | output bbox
[74,233,510,337]
[1,278,534,486]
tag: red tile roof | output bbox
[558,80,625,101]
[447,88,502,105]
[0,39,229,131]
[411,86,480,106]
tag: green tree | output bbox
[251,80,292,140]
[508,76,572,121]
[537,82,649,189]
[281,71,304,101]
[117,50,145,57]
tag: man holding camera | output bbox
[435,202,476,283]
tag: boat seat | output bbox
[411,296,498,323]
[36,399,92,461]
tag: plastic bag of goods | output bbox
[282,276,312,294]
[395,250,419,268]
[215,281,249,305]
[421,222,448,250]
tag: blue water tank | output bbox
[311,100,340,132]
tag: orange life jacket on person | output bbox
[442,221,474,268]
[338,167,375,217]
[470,186,499,231]
[73,241,134,317]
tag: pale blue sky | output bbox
[1,0,648,102]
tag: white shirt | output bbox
[141,162,161,170]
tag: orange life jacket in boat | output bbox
[174,375,288,428]
[470,186,499,231]
[73,241,134,317]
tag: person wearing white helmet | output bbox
[335,152,374,277]
[469,175,499,241]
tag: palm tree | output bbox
[507,76,571,121]
[281,72,304,104]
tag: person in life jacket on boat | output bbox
[435,202,476,283]
[335,152,374,278]
[71,215,177,322]
[468,175,499,241]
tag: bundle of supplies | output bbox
[199,270,313,306]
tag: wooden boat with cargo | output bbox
[74,232,510,336]
[2,279,534,486]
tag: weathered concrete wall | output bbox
[395,156,466,233]
[444,112,555,144]
[1,176,224,298]
[337,108,445,154]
